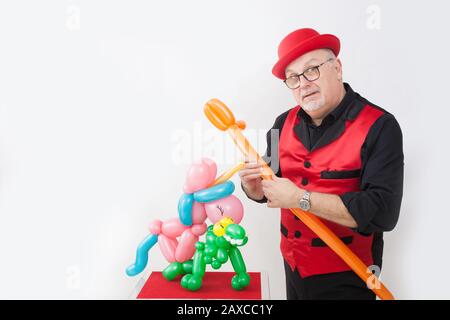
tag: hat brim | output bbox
[272,34,340,80]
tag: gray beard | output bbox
[302,97,324,111]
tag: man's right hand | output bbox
[238,162,265,201]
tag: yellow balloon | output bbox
[213,217,234,237]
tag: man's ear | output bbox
[335,58,343,81]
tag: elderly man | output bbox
[239,28,403,300]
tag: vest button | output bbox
[301,177,309,186]
[294,231,301,238]
[304,160,311,168]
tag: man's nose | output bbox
[298,78,312,93]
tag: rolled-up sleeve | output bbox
[340,113,404,234]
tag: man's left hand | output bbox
[261,175,304,208]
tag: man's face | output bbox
[285,49,343,120]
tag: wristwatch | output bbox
[299,191,311,211]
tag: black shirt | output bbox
[299,85,350,149]
[245,83,404,237]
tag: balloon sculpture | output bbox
[166,218,250,291]
[126,158,250,291]
[204,98,395,300]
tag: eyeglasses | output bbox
[284,58,334,89]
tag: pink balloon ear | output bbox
[201,157,217,184]
[183,158,217,193]
[191,202,207,225]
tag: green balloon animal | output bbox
[162,217,250,291]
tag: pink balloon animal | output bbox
[126,158,243,276]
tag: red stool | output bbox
[137,271,265,300]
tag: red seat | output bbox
[137,272,262,300]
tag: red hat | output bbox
[272,28,340,80]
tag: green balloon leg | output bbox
[181,242,207,291]
[180,223,250,291]
[229,246,250,290]
[162,260,193,281]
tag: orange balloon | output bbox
[236,120,246,130]
[212,162,245,186]
[204,98,236,131]
[204,98,395,300]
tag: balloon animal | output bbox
[126,158,249,292]
[174,218,250,291]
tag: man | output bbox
[239,28,403,300]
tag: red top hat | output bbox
[272,28,340,80]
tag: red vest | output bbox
[279,103,384,278]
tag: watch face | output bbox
[299,200,310,211]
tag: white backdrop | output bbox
[0,0,449,299]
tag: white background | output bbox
[0,0,449,299]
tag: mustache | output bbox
[301,89,320,99]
